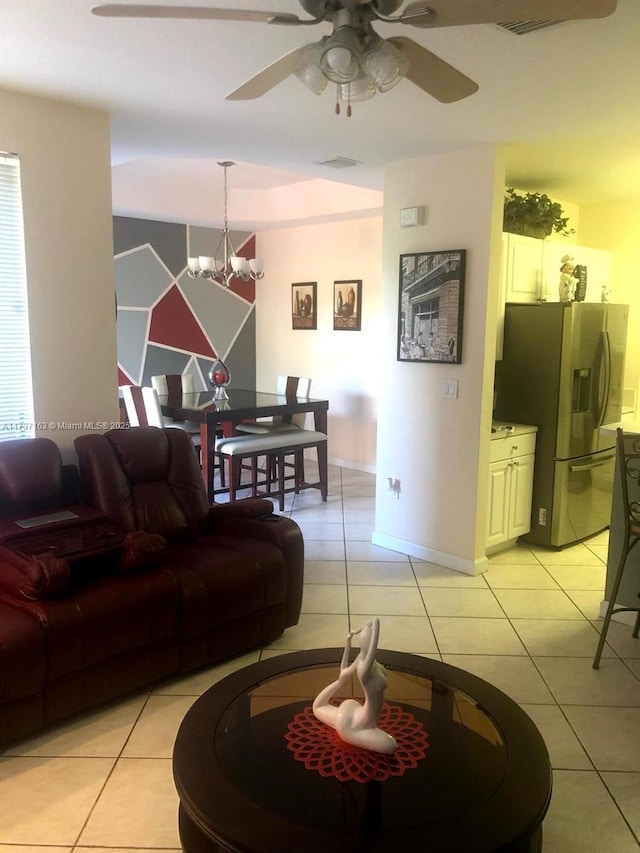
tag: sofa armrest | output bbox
[202,509,305,628]
[0,545,70,600]
[199,498,277,534]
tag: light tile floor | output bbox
[1,465,639,851]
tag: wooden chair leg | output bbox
[294,449,303,493]
[277,452,285,512]
[317,441,328,501]
[229,457,240,502]
[251,457,259,497]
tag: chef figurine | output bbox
[558,255,578,303]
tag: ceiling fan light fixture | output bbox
[320,27,363,83]
[293,40,329,94]
[338,73,376,103]
[363,35,410,92]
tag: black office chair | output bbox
[593,428,640,669]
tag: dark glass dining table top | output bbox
[158,388,327,418]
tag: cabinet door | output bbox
[487,459,511,548]
[503,234,544,303]
[509,453,535,538]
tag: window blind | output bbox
[0,152,34,440]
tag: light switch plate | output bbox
[399,206,425,228]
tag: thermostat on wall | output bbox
[399,206,425,228]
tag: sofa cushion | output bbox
[0,600,46,701]
[9,569,180,679]
[160,538,288,639]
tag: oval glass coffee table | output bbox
[173,649,552,852]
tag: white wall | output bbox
[255,216,383,471]
[579,197,640,411]
[373,146,506,575]
[0,88,118,457]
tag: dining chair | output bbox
[235,376,312,435]
[122,385,203,464]
[121,385,151,427]
[235,376,313,487]
[150,373,203,434]
[213,428,328,511]
[593,427,640,669]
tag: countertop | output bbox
[600,421,640,437]
[491,421,538,439]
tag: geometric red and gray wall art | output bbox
[113,216,256,391]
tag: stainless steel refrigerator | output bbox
[494,302,628,548]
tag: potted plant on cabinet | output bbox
[503,188,575,239]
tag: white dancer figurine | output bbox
[312,617,397,754]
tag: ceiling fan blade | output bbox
[226,48,305,101]
[389,37,478,103]
[401,0,617,28]
[91,5,301,23]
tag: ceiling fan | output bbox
[92,1,617,115]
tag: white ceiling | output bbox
[2,0,639,229]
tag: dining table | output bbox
[158,388,329,503]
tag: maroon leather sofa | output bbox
[0,428,303,747]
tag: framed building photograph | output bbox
[333,279,362,331]
[397,250,466,363]
[292,282,317,330]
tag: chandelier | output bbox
[293,9,409,116]
[187,161,264,287]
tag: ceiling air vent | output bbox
[316,157,361,170]
[499,20,563,35]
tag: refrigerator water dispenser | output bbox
[572,368,592,413]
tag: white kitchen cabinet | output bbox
[496,233,544,359]
[502,233,544,303]
[496,233,612,358]
[487,426,537,553]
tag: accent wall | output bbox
[113,216,256,391]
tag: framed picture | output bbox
[397,249,465,363]
[333,279,362,331]
[292,282,317,330]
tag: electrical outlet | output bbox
[538,508,547,526]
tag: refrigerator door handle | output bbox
[569,453,616,473]
[594,330,612,429]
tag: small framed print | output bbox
[397,250,465,363]
[333,280,362,331]
[292,282,317,330]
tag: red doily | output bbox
[285,702,429,783]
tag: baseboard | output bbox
[371,531,488,576]
[328,455,377,474]
[598,599,639,627]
